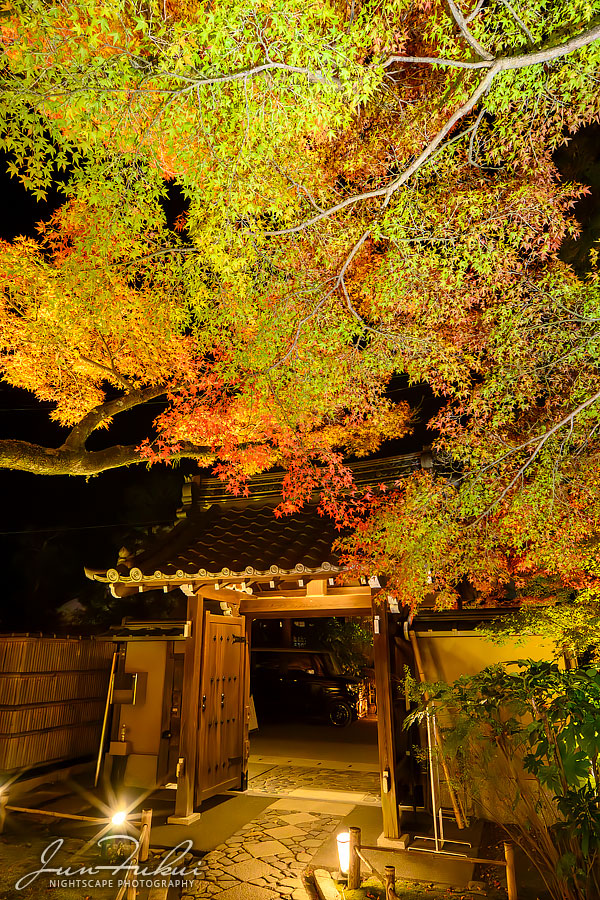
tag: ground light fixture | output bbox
[336,831,350,875]
[111,810,127,826]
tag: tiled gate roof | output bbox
[86,452,431,590]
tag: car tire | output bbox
[328,701,353,728]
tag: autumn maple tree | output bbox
[1,0,600,613]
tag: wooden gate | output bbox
[196,613,246,803]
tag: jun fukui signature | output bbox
[15,835,202,890]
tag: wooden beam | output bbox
[111,578,377,601]
[194,581,372,612]
[373,600,400,839]
[260,583,372,598]
[305,579,327,596]
[197,581,373,602]
[173,594,204,820]
[240,594,372,618]
[240,615,252,790]
[193,583,246,604]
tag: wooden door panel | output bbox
[197,613,245,802]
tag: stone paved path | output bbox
[248,765,381,804]
[182,802,346,900]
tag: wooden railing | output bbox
[346,826,518,900]
[114,810,152,900]
[0,793,153,900]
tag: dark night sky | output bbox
[0,161,195,628]
[0,124,598,631]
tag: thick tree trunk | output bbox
[0,439,212,475]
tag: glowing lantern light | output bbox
[337,831,350,874]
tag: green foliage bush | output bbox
[407,661,600,900]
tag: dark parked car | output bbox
[251,647,361,727]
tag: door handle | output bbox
[202,695,206,711]
[221,692,225,708]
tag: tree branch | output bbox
[266,22,600,238]
[98,47,344,91]
[77,353,131,389]
[446,0,494,60]
[265,64,500,236]
[0,379,266,474]
[464,0,485,26]
[468,107,488,165]
[502,21,600,69]
[498,0,535,46]
[0,437,219,476]
[61,385,169,451]
[268,119,479,365]
[472,388,600,524]
[383,54,491,70]
[183,61,343,91]
[384,20,600,72]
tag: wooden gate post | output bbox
[384,866,396,900]
[504,842,518,900]
[240,614,252,790]
[126,843,138,900]
[139,809,152,862]
[373,600,400,839]
[348,826,361,890]
[170,594,204,823]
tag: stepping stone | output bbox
[291,889,311,900]
[221,859,281,882]
[265,825,305,840]
[214,884,278,900]
[244,840,289,859]
[269,798,354,815]
[279,813,318,826]
[266,858,290,871]
[193,885,221,897]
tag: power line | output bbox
[0,519,174,536]
[0,400,166,412]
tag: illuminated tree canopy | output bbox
[1,0,600,606]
